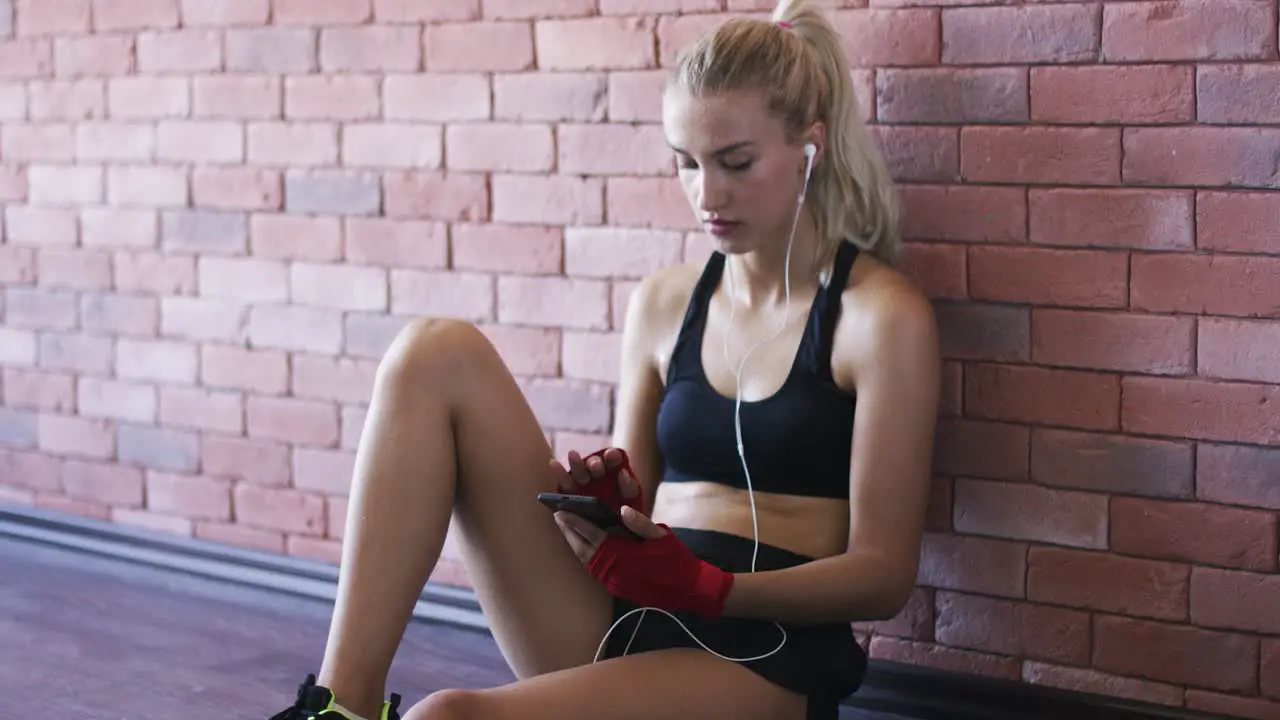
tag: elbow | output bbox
[852,560,919,622]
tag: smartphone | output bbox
[536,492,642,541]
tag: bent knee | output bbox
[380,318,498,385]
[404,688,487,720]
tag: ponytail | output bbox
[669,0,901,266]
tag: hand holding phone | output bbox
[537,492,644,541]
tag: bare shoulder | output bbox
[832,254,940,390]
[621,258,707,361]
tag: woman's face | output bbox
[662,85,816,257]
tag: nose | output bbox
[695,169,728,215]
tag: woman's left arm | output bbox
[722,281,942,625]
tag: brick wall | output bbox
[0,0,1277,715]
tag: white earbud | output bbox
[800,143,817,204]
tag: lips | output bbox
[705,219,740,236]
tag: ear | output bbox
[801,121,826,168]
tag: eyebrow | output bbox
[668,140,755,156]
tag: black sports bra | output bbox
[654,241,860,500]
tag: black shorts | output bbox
[598,528,867,720]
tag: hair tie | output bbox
[777,21,794,29]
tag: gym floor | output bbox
[1,536,901,719]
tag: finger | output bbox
[566,450,590,487]
[585,452,606,480]
[621,506,666,540]
[556,511,607,547]
[554,513,593,562]
[549,459,573,492]
[618,468,641,501]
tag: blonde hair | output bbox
[668,0,900,266]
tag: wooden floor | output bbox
[0,535,904,719]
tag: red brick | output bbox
[158,386,243,434]
[869,637,1020,681]
[192,75,280,120]
[195,521,283,553]
[425,20,533,72]
[195,256,285,304]
[820,9,935,66]
[38,332,114,375]
[1191,567,1280,634]
[1124,127,1280,189]
[107,165,188,208]
[558,123,670,177]
[2,122,73,162]
[28,79,103,120]
[1123,377,1280,445]
[225,27,316,73]
[494,71,607,122]
[1196,191,1280,253]
[342,313,409,360]
[935,592,1090,666]
[179,0,268,27]
[201,433,290,487]
[451,223,560,275]
[1028,547,1189,621]
[383,73,489,121]
[1198,64,1280,124]
[653,12,727,66]
[962,126,1121,185]
[1264,640,1280,700]
[192,166,281,212]
[967,364,1120,431]
[0,244,35,283]
[36,493,108,520]
[292,447,355,495]
[0,164,26,201]
[115,338,197,384]
[1186,691,1280,720]
[1199,318,1280,385]
[160,297,246,344]
[75,122,154,162]
[291,262,387,312]
[872,126,958,184]
[1113,497,1276,572]
[0,448,61,491]
[272,0,368,25]
[1198,444,1280,511]
[163,209,248,256]
[602,0,718,11]
[247,305,344,355]
[327,494,349,537]
[246,122,338,166]
[899,185,1025,244]
[7,200,74,242]
[942,4,1099,64]
[1102,0,1276,62]
[1094,615,1257,693]
[107,76,187,119]
[954,479,1108,550]
[344,218,446,269]
[118,424,200,472]
[252,214,341,261]
[535,16,656,71]
[291,355,378,406]
[200,344,287,394]
[246,395,339,447]
[564,227,683,279]
[284,74,378,122]
[517,377,612,433]
[606,70,663,123]
[604,177,699,231]
[1030,65,1194,124]
[1031,309,1193,376]
[284,170,380,216]
[897,242,965,300]
[4,287,76,330]
[497,275,609,330]
[482,0,593,19]
[477,324,561,378]
[383,171,488,221]
[389,269,493,322]
[234,484,325,535]
[877,67,1027,124]
[562,331,622,384]
[15,0,91,35]
[77,377,155,423]
[932,419,1028,482]
[0,408,37,449]
[28,164,101,205]
[969,246,1127,309]
[37,248,110,291]
[113,508,193,536]
[62,459,144,506]
[92,0,178,31]
[933,302,1027,363]
[445,123,553,173]
[37,413,112,458]
[1133,254,1280,318]
[1028,188,1192,250]
[852,585,934,641]
[2,368,73,412]
[491,174,603,226]
[1032,429,1193,499]
[1024,663,1185,707]
[137,29,221,72]
[52,35,129,77]
[0,38,53,78]
[916,533,1027,599]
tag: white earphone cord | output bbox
[593,145,818,665]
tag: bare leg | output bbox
[313,319,614,717]
[403,649,807,720]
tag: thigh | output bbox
[415,320,614,679]
[404,649,808,720]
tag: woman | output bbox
[270,1,940,718]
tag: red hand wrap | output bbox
[586,523,735,619]
[575,448,646,516]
